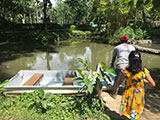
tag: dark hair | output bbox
[127,51,142,75]
[121,40,128,43]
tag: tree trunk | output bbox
[36,9,38,23]
[96,80,105,108]
[142,4,146,28]
[29,12,32,24]
[97,16,101,31]
[22,14,25,24]
[134,10,137,26]
[43,0,48,32]
[49,9,52,23]
[46,52,51,70]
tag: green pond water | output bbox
[138,43,160,50]
[0,42,160,82]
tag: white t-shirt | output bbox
[112,43,135,69]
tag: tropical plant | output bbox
[70,25,76,30]
[135,28,149,40]
[65,0,92,25]
[112,26,135,44]
[0,89,111,120]
[112,26,150,44]
[0,80,9,100]
[73,58,116,107]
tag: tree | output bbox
[65,0,92,25]
[118,0,156,28]
[91,0,107,31]
[53,2,72,25]
[41,0,52,32]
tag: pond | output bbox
[0,41,160,82]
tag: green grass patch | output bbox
[0,90,110,120]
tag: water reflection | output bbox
[138,43,160,50]
[30,43,113,71]
[142,53,160,69]
[0,42,160,81]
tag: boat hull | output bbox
[4,70,114,94]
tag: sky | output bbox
[51,0,56,7]
[39,0,57,7]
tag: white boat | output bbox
[4,70,115,94]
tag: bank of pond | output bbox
[0,90,111,120]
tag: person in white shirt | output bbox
[110,36,135,99]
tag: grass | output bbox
[0,90,111,120]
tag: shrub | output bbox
[71,30,91,37]
[113,26,136,43]
[135,28,149,40]
[70,25,76,30]
[25,32,61,45]
[0,90,111,120]
[112,26,150,44]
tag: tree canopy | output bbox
[0,0,160,36]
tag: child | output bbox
[111,51,155,120]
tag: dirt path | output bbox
[102,92,160,120]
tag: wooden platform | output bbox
[23,73,43,86]
[102,92,121,113]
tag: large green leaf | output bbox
[41,101,47,109]
[92,73,98,81]
[76,58,88,66]
[88,83,94,94]
[105,68,116,76]
[84,78,90,86]
[77,69,84,78]
[124,0,131,4]
[117,0,123,3]
[77,66,85,70]
[37,89,45,99]
[99,62,106,70]
[98,69,105,81]
[0,80,10,90]
[77,80,85,83]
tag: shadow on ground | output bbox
[104,106,127,120]
[145,92,160,113]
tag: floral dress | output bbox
[120,67,150,120]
